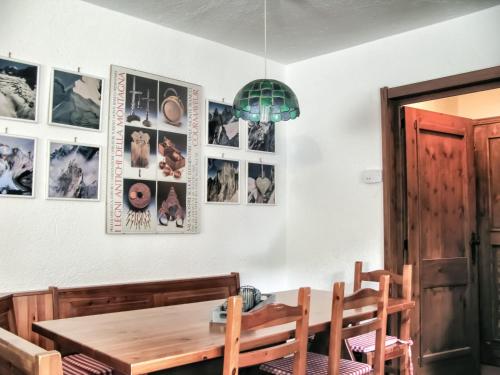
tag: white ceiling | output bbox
[83,0,500,64]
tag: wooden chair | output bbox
[348,262,413,374]
[260,275,390,375]
[0,294,17,334]
[0,327,63,375]
[223,287,311,375]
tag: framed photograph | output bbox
[0,56,40,123]
[47,141,101,201]
[0,134,36,198]
[49,68,104,131]
[205,157,240,204]
[247,121,275,153]
[206,100,240,148]
[247,161,276,205]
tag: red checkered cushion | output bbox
[63,354,113,375]
[346,331,398,353]
[260,352,372,375]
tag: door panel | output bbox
[405,107,479,374]
[475,119,500,366]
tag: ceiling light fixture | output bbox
[232,0,300,125]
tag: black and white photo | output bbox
[0,134,36,197]
[47,141,100,201]
[49,69,103,131]
[206,157,240,204]
[247,121,275,153]
[206,100,239,148]
[247,162,276,205]
[0,57,39,122]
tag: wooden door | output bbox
[405,107,479,374]
[475,118,500,366]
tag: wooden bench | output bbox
[51,272,240,319]
[5,272,239,350]
[0,327,62,375]
[0,294,16,334]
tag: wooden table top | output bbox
[33,289,414,375]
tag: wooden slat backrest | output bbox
[353,263,413,373]
[354,261,413,302]
[223,287,311,375]
[0,328,62,375]
[330,276,390,375]
[52,272,240,319]
[0,295,16,334]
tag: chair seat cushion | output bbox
[62,353,113,375]
[259,352,372,375]
[347,331,399,353]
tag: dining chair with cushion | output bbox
[223,287,311,375]
[260,275,390,375]
[348,262,413,374]
[0,294,17,334]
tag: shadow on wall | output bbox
[287,135,324,168]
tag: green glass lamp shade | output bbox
[233,79,300,123]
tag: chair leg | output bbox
[400,348,410,375]
[363,352,374,367]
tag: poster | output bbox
[107,66,201,234]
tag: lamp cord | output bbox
[264,0,267,78]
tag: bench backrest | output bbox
[0,328,62,375]
[0,295,16,334]
[51,272,240,319]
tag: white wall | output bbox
[2,1,500,295]
[0,0,288,292]
[285,5,500,290]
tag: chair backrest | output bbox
[51,272,240,319]
[354,261,412,301]
[223,287,311,375]
[0,327,63,375]
[0,294,17,334]
[330,275,390,375]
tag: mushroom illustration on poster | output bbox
[106,66,201,234]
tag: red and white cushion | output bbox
[346,331,398,353]
[62,354,113,375]
[260,352,372,375]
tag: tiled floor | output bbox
[483,365,500,374]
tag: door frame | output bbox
[380,65,500,372]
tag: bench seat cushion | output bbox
[63,353,113,375]
[259,352,372,375]
[346,331,398,353]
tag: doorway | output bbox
[381,67,500,375]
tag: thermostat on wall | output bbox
[362,169,382,184]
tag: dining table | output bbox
[32,289,414,375]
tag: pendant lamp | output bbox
[233,0,300,124]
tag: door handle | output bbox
[470,232,480,265]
